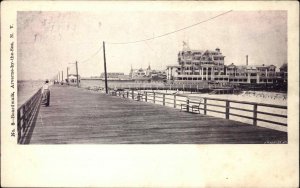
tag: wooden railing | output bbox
[111,90,287,128]
[17,88,42,144]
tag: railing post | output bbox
[145,92,147,102]
[153,92,156,104]
[253,104,258,126]
[204,98,207,115]
[186,98,190,112]
[225,101,230,119]
[132,90,134,100]
[174,95,176,108]
[163,94,165,106]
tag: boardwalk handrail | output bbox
[17,88,42,144]
[112,89,287,128]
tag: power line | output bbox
[107,10,233,45]
[78,46,103,64]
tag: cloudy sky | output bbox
[17,11,287,80]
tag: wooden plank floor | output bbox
[27,85,287,144]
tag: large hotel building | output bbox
[166,45,287,85]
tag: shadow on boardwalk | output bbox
[27,85,287,144]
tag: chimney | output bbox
[246,55,248,66]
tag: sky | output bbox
[17,11,287,80]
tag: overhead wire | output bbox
[62,10,232,73]
[107,10,233,45]
[78,46,103,64]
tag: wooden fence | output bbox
[111,90,288,128]
[17,88,42,144]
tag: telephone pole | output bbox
[67,67,69,81]
[103,41,108,94]
[75,61,79,87]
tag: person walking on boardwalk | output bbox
[42,79,50,107]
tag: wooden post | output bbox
[186,98,190,112]
[145,92,148,102]
[127,91,129,98]
[225,101,230,119]
[204,98,207,115]
[153,92,156,104]
[67,67,69,83]
[103,41,108,94]
[253,104,258,126]
[163,94,165,106]
[62,71,63,82]
[132,90,134,100]
[75,61,79,87]
[174,95,176,108]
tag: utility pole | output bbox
[67,67,69,84]
[75,61,79,87]
[103,41,108,94]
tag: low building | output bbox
[100,72,125,80]
[67,74,81,86]
[130,65,166,82]
[279,63,288,83]
[99,72,133,81]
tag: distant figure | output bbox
[42,79,50,107]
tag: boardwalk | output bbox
[25,85,287,144]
